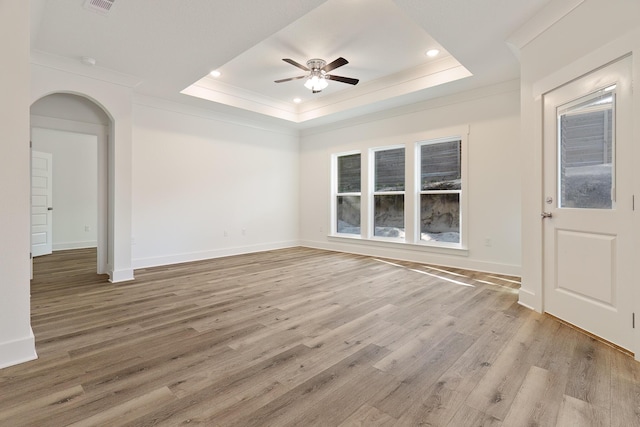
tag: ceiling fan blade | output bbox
[322,57,348,73]
[282,58,309,71]
[326,75,359,85]
[274,75,307,83]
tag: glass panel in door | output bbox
[558,87,615,209]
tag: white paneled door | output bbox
[31,150,53,257]
[543,56,633,351]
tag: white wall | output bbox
[131,98,300,268]
[519,0,640,309]
[299,81,521,275]
[0,0,37,369]
[32,128,98,251]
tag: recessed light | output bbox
[426,49,440,58]
[81,56,96,66]
[293,98,302,104]
[210,70,221,78]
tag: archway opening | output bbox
[30,93,111,277]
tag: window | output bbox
[331,130,466,250]
[418,139,462,244]
[373,147,405,238]
[335,153,361,235]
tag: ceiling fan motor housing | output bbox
[307,59,327,71]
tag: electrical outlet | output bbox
[224,230,229,237]
[484,238,492,247]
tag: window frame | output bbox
[329,127,468,254]
[556,85,616,210]
[332,150,362,237]
[415,135,466,249]
[370,145,406,242]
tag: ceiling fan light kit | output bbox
[304,75,328,92]
[275,57,359,94]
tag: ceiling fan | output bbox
[275,57,359,93]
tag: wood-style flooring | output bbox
[1,247,639,426]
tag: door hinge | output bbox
[633,195,635,211]
[30,140,32,148]
[633,313,635,329]
[30,252,32,259]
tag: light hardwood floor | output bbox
[1,247,639,426]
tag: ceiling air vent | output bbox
[83,0,115,16]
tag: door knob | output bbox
[541,212,552,219]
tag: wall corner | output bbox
[0,329,37,370]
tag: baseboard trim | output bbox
[132,241,300,270]
[517,287,540,312]
[0,329,37,370]
[109,268,135,283]
[53,241,97,251]
[299,240,521,276]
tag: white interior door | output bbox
[31,150,53,257]
[543,56,633,351]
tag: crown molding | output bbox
[506,0,585,55]
[132,93,300,136]
[181,79,298,122]
[181,55,470,124]
[31,50,143,89]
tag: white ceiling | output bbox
[30,0,553,128]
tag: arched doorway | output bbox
[30,93,110,275]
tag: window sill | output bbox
[328,234,469,257]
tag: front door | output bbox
[543,56,633,351]
[31,150,53,257]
